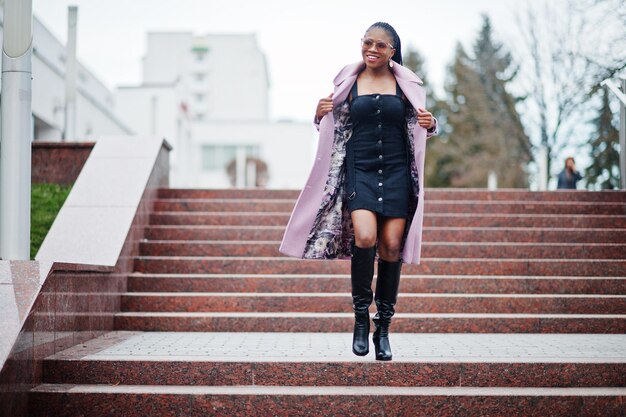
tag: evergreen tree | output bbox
[441,16,531,188]
[472,15,532,187]
[586,86,620,189]
[443,42,500,187]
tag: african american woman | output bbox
[280,22,439,361]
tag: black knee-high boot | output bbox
[350,244,376,356]
[372,258,402,361]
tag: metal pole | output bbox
[246,159,256,187]
[601,77,626,190]
[150,96,157,135]
[487,170,497,190]
[236,146,245,188]
[538,145,548,191]
[64,6,78,141]
[0,0,33,260]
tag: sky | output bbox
[32,0,528,122]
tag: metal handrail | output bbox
[601,79,626,105]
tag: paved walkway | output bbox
[67,332,626,363]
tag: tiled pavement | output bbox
[62,331,626,363]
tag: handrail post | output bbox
[601,77,626,190]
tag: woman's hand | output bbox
[417,107,436,129]
[315,93,334,122]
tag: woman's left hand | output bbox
[417,107,435,129]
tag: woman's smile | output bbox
[360,27,395,69]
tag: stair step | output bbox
[28,384,626,417]
[158,188,301,199]
[139,241,626,259]
[153,199,626,215]
[121,292,626,314]
[127,273,626,295]
[113,312,626,333]
[149,212,626,228]
[41,332,626,387]
[157,188,626,202]
[41,360,626,388]
[146,225,286,241]
[132,257,626,276]
[144,226,626,243]
[28,187,626,417]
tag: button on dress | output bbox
[345,80,410,218]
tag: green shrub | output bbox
[31,183,73,259]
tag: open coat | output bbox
[279,61,439,264]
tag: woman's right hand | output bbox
[315,93,334,122]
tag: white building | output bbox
[115,32,315,189]
[0,8,132,141]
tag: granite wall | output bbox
[31,142,95,185]
[0,137,171,417]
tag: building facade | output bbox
[115,32,315,189]
[0,8,132,141]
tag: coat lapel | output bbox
[332,62,361,106]
[280,60,430,265]
[332,61,425,109]
[392,64,425,112]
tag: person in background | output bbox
[557,157,583,189]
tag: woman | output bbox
[280,22,439,361]
[556,157,582,189]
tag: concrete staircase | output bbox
[29,189,626,416]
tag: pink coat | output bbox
[279,61,438,264]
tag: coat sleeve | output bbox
[426,116,439,139]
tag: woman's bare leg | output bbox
[351,209,378,248]
[377,216,406,261]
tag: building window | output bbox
[194,73,205,82]
[245,145,259,158]
[195,113,205,121]
[202,145,260,171]
[192,46,209,62]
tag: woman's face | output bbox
[361,27,396,70]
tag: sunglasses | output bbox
[361,37,395,51]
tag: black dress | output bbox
[345,80,410,218]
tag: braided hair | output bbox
[367,22,402,65]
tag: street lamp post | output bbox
[64,6,78,141]
[0,0,34,260]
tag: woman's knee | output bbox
[378,239,402,260]
[354,231,377,248]
[352,210,378,248]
